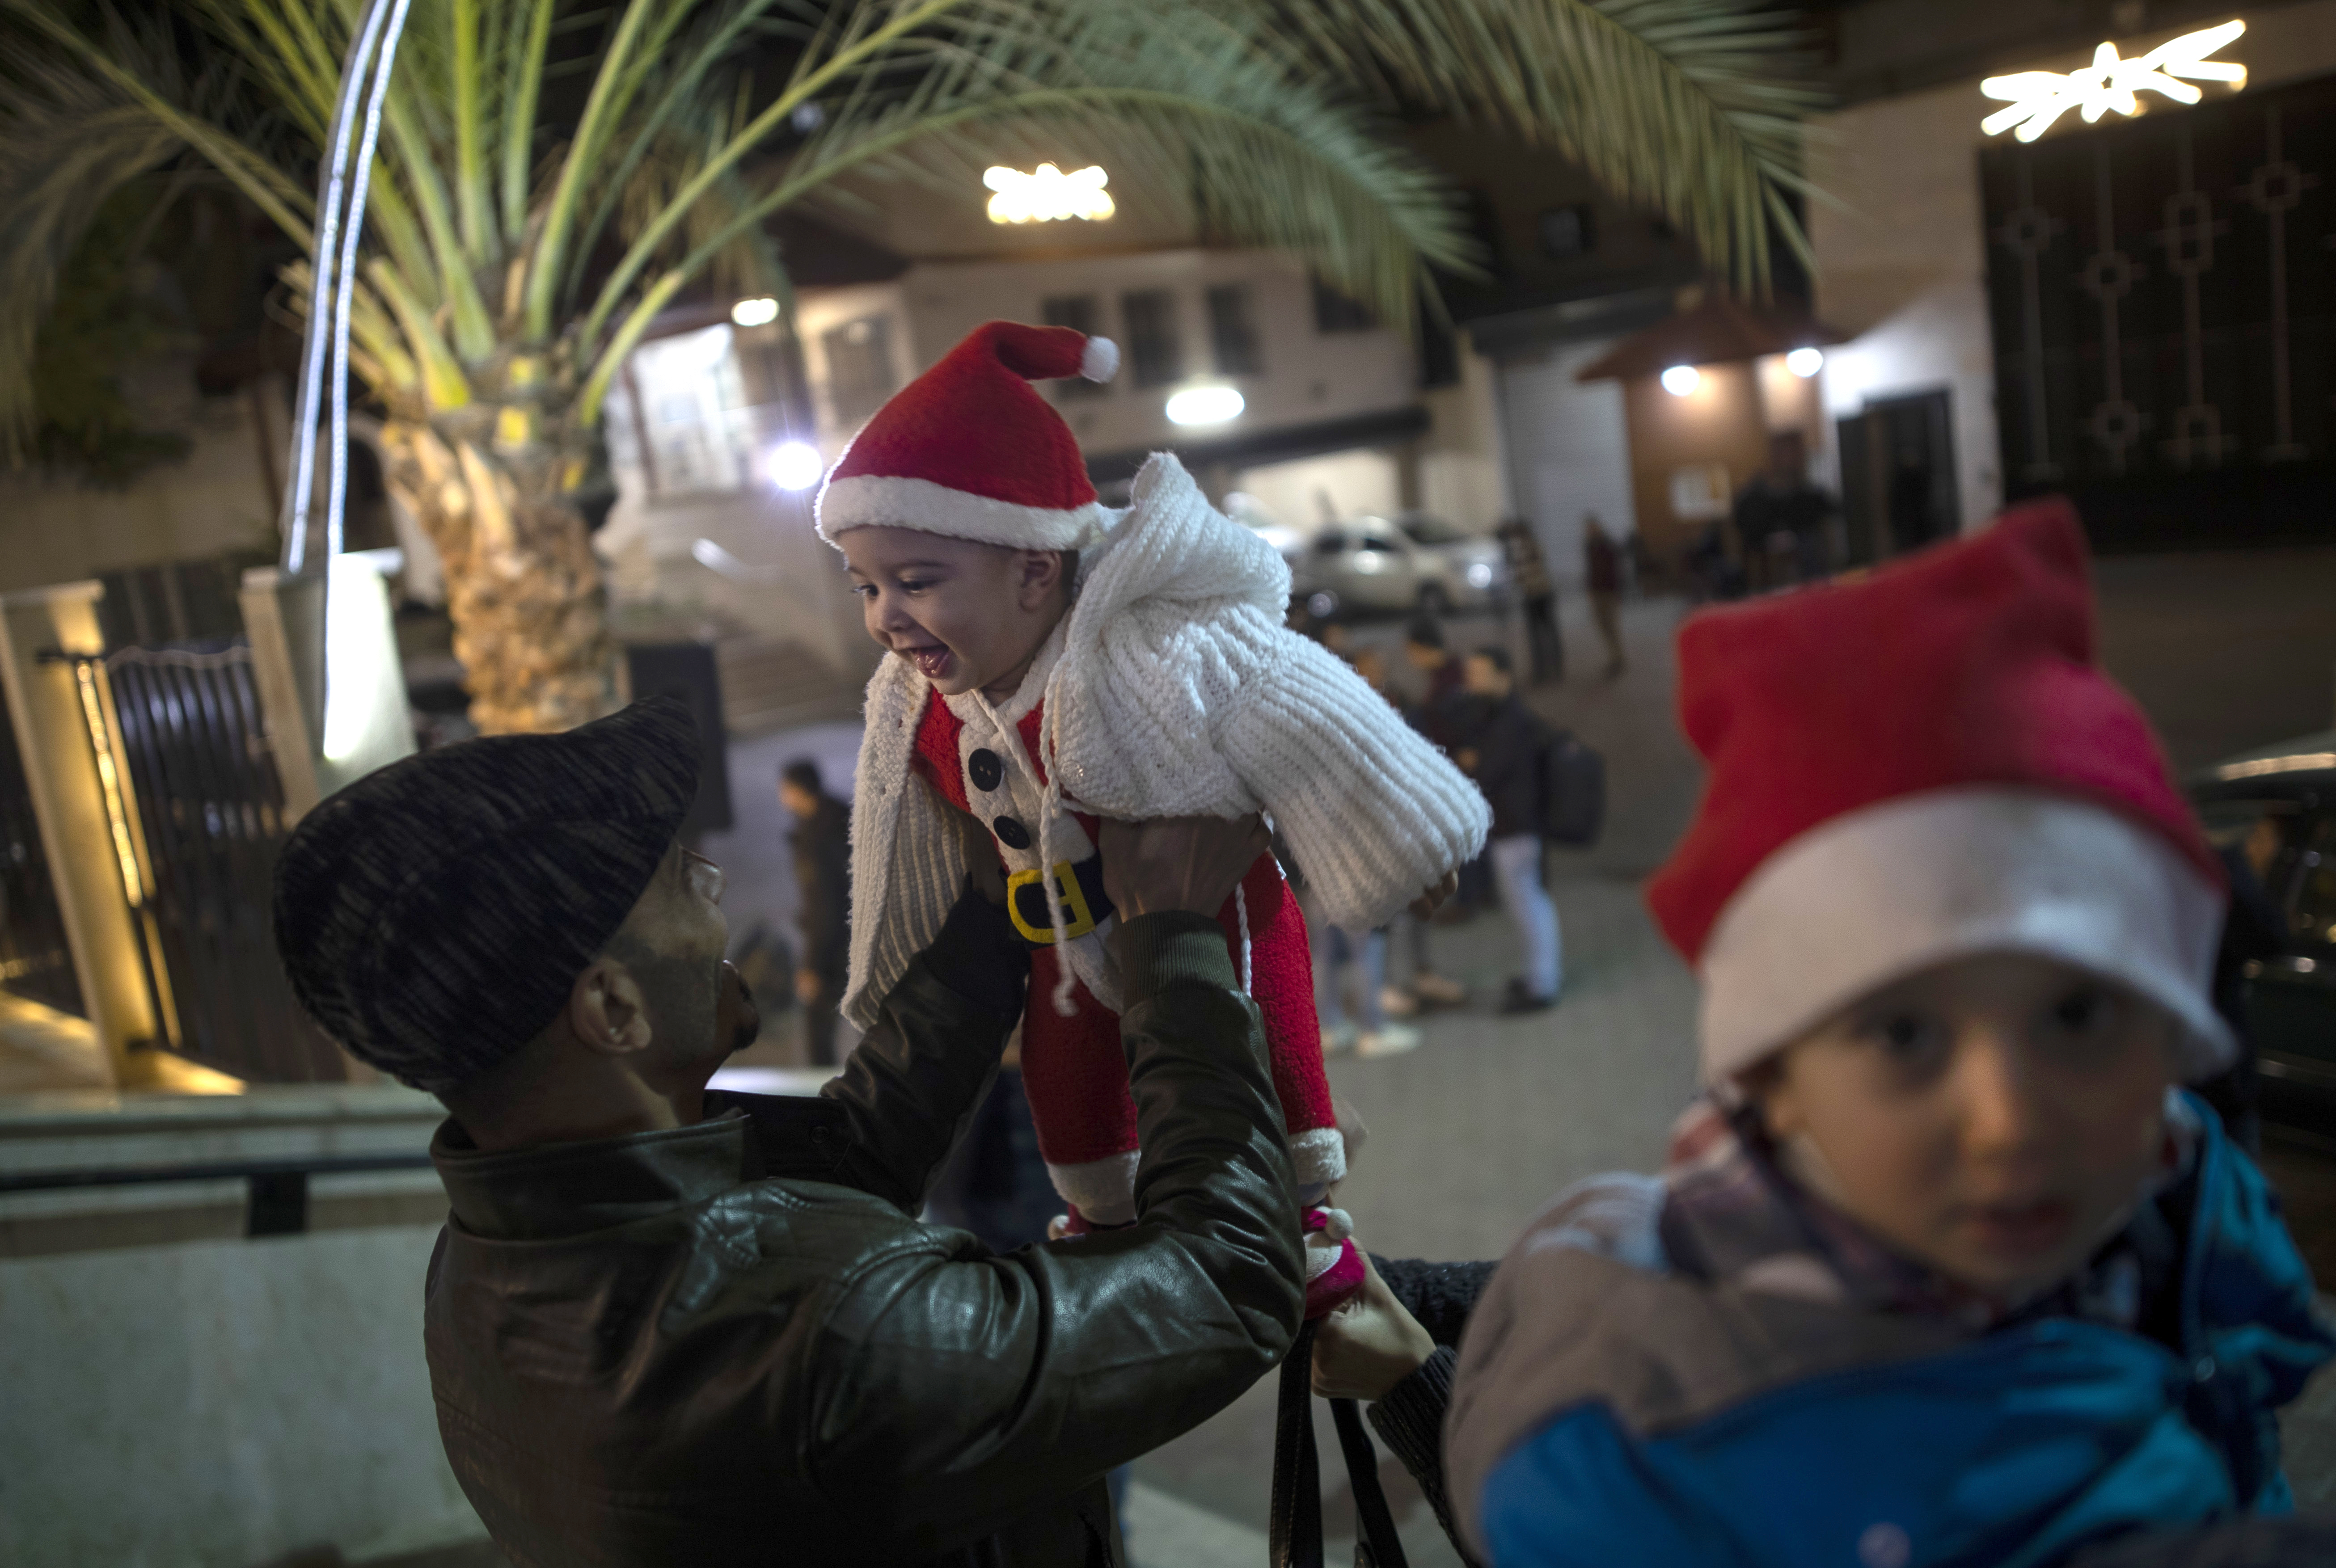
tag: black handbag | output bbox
[1267,1322,1411,1568]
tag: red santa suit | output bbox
[820,320,1489,1255]
[906,624,1329,1222]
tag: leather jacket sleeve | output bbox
[803,911,1305,1554]
[814,888,1029,1214]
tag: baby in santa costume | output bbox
[1439,500,2335,1566]
[820,321,1487,1294]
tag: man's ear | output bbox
[565,955,656,1058]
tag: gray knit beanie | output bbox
[273,696,701,1092]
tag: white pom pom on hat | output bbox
[1081,336,1120,383]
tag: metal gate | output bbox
[63,641,348,1083]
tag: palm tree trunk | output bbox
[378,418,614,734]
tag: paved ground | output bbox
[701,551,2336,1565]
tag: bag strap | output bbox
[1269,1322,1323,1568]
[1268,1322,1412,1568]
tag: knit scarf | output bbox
[1657,1091,2199,1334]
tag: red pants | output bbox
[1020,852,1333,1214]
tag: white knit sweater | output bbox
[842,452,1491,1028]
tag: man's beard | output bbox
[622,948,724,1062]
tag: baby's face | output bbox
[1754,952,2178,1305]
[840,527,1067,697]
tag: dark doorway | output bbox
[1838,390,1958,566]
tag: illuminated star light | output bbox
[984,164,1115,224]
[1981,21,2247,142]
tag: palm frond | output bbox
[1281,0,1824,289]
[0,49,196,464]
[577,0,1479,413]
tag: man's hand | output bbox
[1100,814,1271,920]
[1409,869,1458,919]
[1310,1252,1436,1401]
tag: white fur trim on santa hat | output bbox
[1081,336,1119,382]
[817,472,1103,550]
[1698,787,2231,1086]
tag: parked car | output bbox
[2188,731,2336,1136]
[1286,511,1508,621]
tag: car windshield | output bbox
[1395,512,1467,546]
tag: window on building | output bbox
[1121,289,1183,387]
[620,324,757,495]
[1538,204,1596,260]
[1311,275,1373,335]
[1206,283,1262,375]
[1043,295,1105,398]
[823,315,897,430]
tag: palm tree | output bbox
[1,0,1817,733]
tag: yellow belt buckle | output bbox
[1006,860,1099,944]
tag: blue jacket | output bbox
[1445,1097,2333,1568]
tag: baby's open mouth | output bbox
[901,642,953,680]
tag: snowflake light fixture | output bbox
[984,164,1115,224]
[1981,20,2247,142]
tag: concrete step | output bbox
[714,637,863,737]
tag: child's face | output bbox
[839,527,1069,697]
[1754,952,2179,1304]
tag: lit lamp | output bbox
[1785,347,1824,379]
[1660,364,1701,397]
[1166,386,1245,425]
[731,297,780,327]
[767,440,824,491]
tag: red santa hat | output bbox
[815,320,1119,550]
[1647,498,2233,1085]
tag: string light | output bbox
[1981,20,2246,142]
[984,164,1115,224]
[731,297,780,327]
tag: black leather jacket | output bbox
[423,894,1303,1566]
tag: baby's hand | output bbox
[1410,870,1459,919]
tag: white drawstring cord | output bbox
[1235,883,1253,995]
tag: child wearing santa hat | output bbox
[1430,500,2335,1566]
[819,320,1487,1308]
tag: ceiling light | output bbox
[1660,364,1701,397]
[768,440,824,491]
[1166,385,1245,425]
[731,297,780,327]
[1786,347,1824,378]
[984,164,1115,224]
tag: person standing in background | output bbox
[1402,615,1468,747]
[1456,647,1562,1014]
[1730,430,1838,590]
[1352,647,1468,1015]
[1499,517,1563,685]
[779,759,852,1067]
[1583,514,1626,679]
